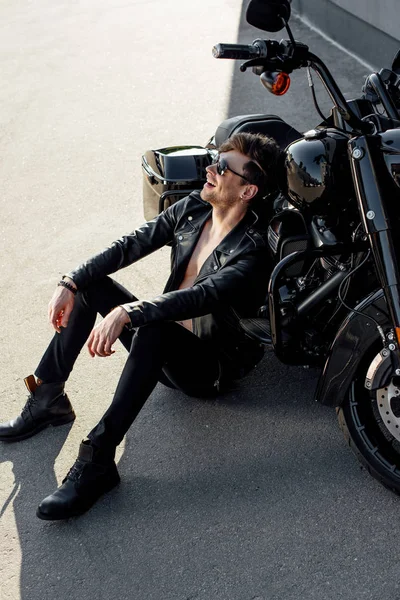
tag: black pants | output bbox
[35,277,220,455]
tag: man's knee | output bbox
[129,322,176,355]
[134,321,170,340]
[80,277,111,307]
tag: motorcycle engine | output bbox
[268,208,344,279]
[267,207,309,276]
[267,198,353,360]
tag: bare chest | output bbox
[179,223,224,290]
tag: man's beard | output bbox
[200,187,237,208]
[200,187,215,203]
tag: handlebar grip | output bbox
[212,43,262,60]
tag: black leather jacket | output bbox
[68,191,270,380]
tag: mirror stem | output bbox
[285,21,296,47]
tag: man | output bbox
[0,132,280,520]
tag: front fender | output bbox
[315,289,390,406]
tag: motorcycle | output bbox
[141,0,400,495]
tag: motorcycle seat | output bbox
[214,114,302,151]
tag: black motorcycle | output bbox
[141,0,400,495]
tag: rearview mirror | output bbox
[246,0,291,33]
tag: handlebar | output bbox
[212,39,268,60]
[212,38,375,134]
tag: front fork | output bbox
[349,134,400,375]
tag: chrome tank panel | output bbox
[381,129,400,190]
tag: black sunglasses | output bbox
[212,156,250,182]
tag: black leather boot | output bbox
[37,440,120,520]
[0,375,75,442]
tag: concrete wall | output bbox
[291,0,400,69]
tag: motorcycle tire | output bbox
[337,346,400,495]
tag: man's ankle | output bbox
[83,439,116,464]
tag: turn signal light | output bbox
[260,71,291,96]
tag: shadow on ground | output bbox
[1,351,394,600]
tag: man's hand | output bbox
[48,277,77,333]
[87,306,131,357]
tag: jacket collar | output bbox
[216,208,260,255]
[191,207,261,283]
[188,201,260,254]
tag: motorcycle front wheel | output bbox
[337,347,400,494]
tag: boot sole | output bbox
[36,476,120,521]
[0,411,76,443]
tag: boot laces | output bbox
[21,394,36,418]
[65,461,85,483]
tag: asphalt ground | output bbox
[0,1,399,599]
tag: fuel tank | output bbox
[285,128,354,215]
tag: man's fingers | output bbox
[48,303,57,327]
[87,330,106,357]
[87,326,116,358]
[48,307,63,333]
[96,334,112,357]
[49,304,65,331]
[55,310,64,333]
[87,330,96,357]
[61,304,73,328]
[86,309,126,357]
[103,339,115,356]
[48,286,75,332]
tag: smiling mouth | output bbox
[205,179,216,188]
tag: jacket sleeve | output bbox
[121,249,268,328]
[65,205,178,289]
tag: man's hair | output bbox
[218,132,281,199]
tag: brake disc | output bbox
[376,382,400,442]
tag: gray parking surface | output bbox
[1,1,399,599]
